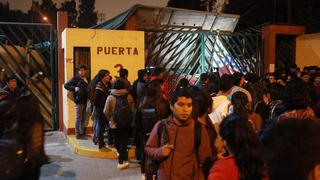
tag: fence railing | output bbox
[0,22,58,130]
[145,28,262,91]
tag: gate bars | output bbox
[145,28,262,91]
[0,22,58,130]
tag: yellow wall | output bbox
[296,33,320,68]
[62,28,144,131]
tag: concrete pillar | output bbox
[57,11,68,131]
[262,25,305,74]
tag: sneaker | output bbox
[99,143,106,149]
[107,144,115,148]
[76,135,87,140]
[123,161,129,167]
[141,174,146,180]
[76,135,81,139]
[117,163,129,170]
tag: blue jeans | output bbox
[75,104,86,135]
[93,107,107,146]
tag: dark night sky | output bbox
[1,0,168,20]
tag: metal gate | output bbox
[0,22,58,130]
[276,35,295,70]
[145,28,262,90]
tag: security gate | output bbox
[0,22,58,130]
[145,28,262,90]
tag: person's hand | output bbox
[75,87,79,92]
[161,144,174,157]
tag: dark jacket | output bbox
[64,76,89,104]
[118,77,131,90]
[103,89,134,129]
[0,86,20,101]
[145,115,212,180]
[130,79,147,106]
[1,93,48,178]
[92,81,110,109]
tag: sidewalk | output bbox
[67,134,136,159]
[40,131,141,180]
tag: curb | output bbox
[67,135,136,159]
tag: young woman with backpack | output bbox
[138,81,171,179]
[89,70,111,148]
[103,80,135,170]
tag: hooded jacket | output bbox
[145,115,212,180]
[103,89,134,129]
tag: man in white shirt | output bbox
[209,74,234,124]
[228,72,252,108]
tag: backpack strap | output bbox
[157,119,201,162]
[253,100,262,112]
[157,119,169,146]
[270,100,282,118]
[194,120,202,164]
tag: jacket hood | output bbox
[110,89,128,96]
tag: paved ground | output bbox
[40,131,141,180]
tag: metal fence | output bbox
[145,28,262,90]
[0,22,58,130]
[276,35,295,70]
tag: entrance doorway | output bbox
[74,47,91,79]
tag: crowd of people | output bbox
[62,64,320,180]
[1,63,320,180]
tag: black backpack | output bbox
[112,94,132,128]
[141,107,158,135]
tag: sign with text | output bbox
[62,28,144,129]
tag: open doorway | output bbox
[74,47,91,79]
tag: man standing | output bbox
[64,65,89,139]
[145,88,212,180]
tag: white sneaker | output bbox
[117,163,128,170]
[141,174,146,180]
[123,161,129,168]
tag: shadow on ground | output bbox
[41,155,76,179]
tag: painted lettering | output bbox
[133,48,138,55]
[112,47,117,55]
[97,47,103,54]
[104,47,110,54]
[126,47,131,55]
[119,47,125,55]
[96,46,139,55]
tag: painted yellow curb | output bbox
[67,135,136,159]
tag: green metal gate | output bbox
[145,28,262,90]
[0,22,58,130]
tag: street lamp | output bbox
[43,16,48,22]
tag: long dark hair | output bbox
[88,70,109,89]
[220,114,264,180]
[140,81,170,119]
[231,91,249,114]
[189,86,212,119]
